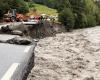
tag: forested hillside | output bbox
[0,0,100,29]
[33,0,100,29]
[57,0,100,30]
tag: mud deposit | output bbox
[27,26,100,80]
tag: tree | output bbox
[0,0,10,18]
[95,0,100,25]
[58,8,75,31]
[0,0,29,18]
[9,0,29,14]
[56,0,71,12]
[69,0,85,13]
[70,0,98,28]
[82,0,97,27]
[58,0,99,29]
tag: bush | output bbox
[75,14,96,28]
[0,2,10,18]
[28,2,35,8]
[96,14,100,25]
[74,13,88,29]
[0,0,29,18]
[86,14,96,27]
[58,8,75,31]
[16,6,29,14]
[12,1,29,14]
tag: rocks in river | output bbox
[83,77,94,80]
[7,37,32,45]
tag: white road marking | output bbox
[24,46,31,53]
[1,63,20,80]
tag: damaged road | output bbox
[0,34,36,80]
[27,26,100,80]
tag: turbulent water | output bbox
[27,26,100,80]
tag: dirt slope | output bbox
[27,26,100,80]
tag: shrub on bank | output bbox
[74,13,88,29]
[95,13,100,25]
[74,13,97,28]
[11,0,29,14]
[58,8,75,31]
[86,14,96,27]
[0,2,10,18]
[16,5,29,14]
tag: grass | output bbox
[29,3,58,16]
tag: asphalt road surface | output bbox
[0,34,36,80]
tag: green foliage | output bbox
[28,2,35,8]
[16,6,29,14]
[9,0,99,27]
[58,8,75,31]
[75,13,96,28]
[82,0,98,27]
[58,0,99,29]
[0,0,10,18]
[95,13,100,25]
[86,14,96,27]
[96,1,100,25]
[9,0,29,14]
[69,0,85,13]
[83,0,98,15]
[0,0,29,18]
[57,0,71,12]
[74,13,87,28]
